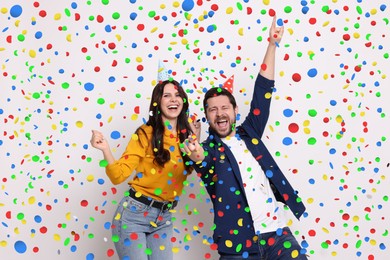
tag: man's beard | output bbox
[210,114,236,138]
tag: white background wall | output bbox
[1,1,389,259]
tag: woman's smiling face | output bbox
[160,83,184,124]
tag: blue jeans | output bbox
[220,227,308,260]
[111,196,173,260]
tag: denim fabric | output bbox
[111,196,173,260]
[219,227,308,260]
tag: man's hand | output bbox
[269,16,284,46]
[180,135,205,162]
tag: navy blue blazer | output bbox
[193,74,306,255]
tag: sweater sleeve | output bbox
[105,131,148,185]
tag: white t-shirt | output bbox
[222,136,286,234]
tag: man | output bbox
[181,17,307,259]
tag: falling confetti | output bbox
[0,1,389,259]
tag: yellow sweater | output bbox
[105,124,190,201]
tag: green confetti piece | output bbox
[64,8,71,17]
[145,248,152,255]
[99,160,108,167]
[17,213,24,220]
[112,12,120,19]
[97,98,105,105]
[321,241,329,249]
[235,243,242,252]
[283,241,292,249]
[308,109,317,117]
[62,82,70,89]
[111,235,120,243]
[356,6,363,15]
[307,137,317,145]
[32,92,41,99]
[17,34,25,42]
[284,6,293,13]
[154,188,162,196]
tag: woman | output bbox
[90,79,200,260]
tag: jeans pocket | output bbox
[126,196,149,214]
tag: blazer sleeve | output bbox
[242,73,275,138]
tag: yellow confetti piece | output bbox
[291,249,299,258]
[159,245,166,250]
[108,116,112,123]
[237,218,243,227]
[322,227,329,234]
[86,174,94,182]
[131,114,138,120]
[303,128,310,134]
[331,251,338,256]
[1,8,8,14]
[52,124,57,130]
[29,49,36,58]
[264,92,272,99]
[0,240,7,247]
[185,13,192,21]
[66,34,72,42]
[136,57,143,62]
[184,234,192,241]
[28,196,35,205]
[307,198,314,204]
[172,247,180,253]
[225,240,233,248]
[172,1,180,8]
[115,34,121,41]
[54,13,61,20]
[251,138,259,145]
[226,7,233,14]
[353,32,360,39]
[114,213,121,220]
[75,121,83,128]
[322,174,328,181]
[151,27,158,33]
[53,234,61,241]
[150,221,157,228]
[263,0,270,5]
[238,27,244,36]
